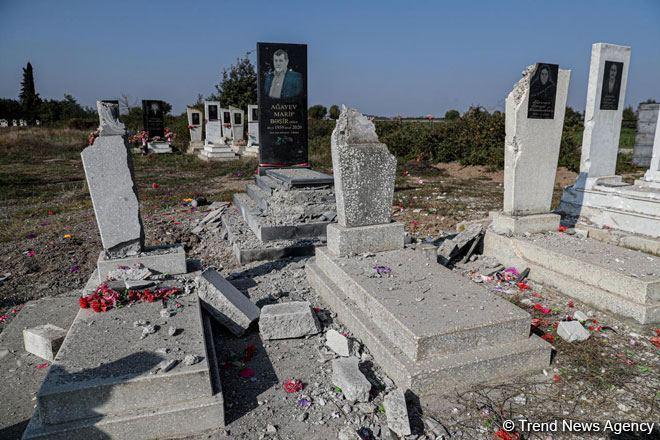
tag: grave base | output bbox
[147,141,172,154]
[574,223,660,256]
[634,178,660,189]
[198,143,237,161]
[490,211,560,235]
[243,144,259,157]
[22,271,224,439]
[187,140,204,154]
[96,244,187,282]
[483,230,660,324]
[306,247,551,398]
[327,222,404,257]
[558,177,660,238]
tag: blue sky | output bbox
[1,0,659,116]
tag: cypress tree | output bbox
[19,62,40,123]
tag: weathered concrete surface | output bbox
[578,43,631,185]
[331,106,397,227]
[503,64,570,215]
[196,268,260,336]
[574,224,660,256]
[314,247,533,361]
[306,259,551,396]
[23,324,66,361]
[0,295,78,440]
[484,231,660,324]
[96,244,187,282]
[22,273,225,439]
[81,135,144,257]
[490,211,560,236]
[331,357,371,403]
[259,301,321,340]
[326,222,404,257]
[266,168,334,189]
[383,389,411,437]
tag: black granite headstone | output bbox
[251,107,259,122]
[257,42,308,168]
[142,100,165,138]
[599,61,623,111]
[527,63,559,119]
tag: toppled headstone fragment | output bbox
[383,389,411,437]
[325,329,351,357]
[23,324,67,361]
[557,321,590,342]
[331,357,371,403]
[107,264,152,281]
[437,223,483,266]
[156,358,177,373]
[260,301,321,340]
[196,268,260,336]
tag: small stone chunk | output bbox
[325,329,351,356]
[183,354,202,366]
[557,321,590,342]
[168,326,178,337]
[141,324,157,339]
[573,310,588,322]
[259,301,321,340]
[156,358,177,373]
[196,268,260,336]
[331,357,371,403]
[160,309,173,318]
[23,324,67,361]
[384,389,411,437]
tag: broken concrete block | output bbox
[23,324,67,361]
[259,301,321,340]
[325,329,351,356]
[437,223,483,266]
[573,310,588,322]
[331,357,371,403]
[557,320,591,342]
[384,389,411,437]
[196,268,260,336]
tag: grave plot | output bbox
[222,167,336,264]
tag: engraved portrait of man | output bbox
[264,49,303,99]
[599,60,623,110]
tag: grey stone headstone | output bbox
[81,135,144,257]
[331,106,396,227]
[632,103,659,167]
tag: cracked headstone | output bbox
[97,100,126,136]
[383,389,411,437]
[82,103,145,258]
[259,301,321,340]
[196,268,260,336]
[331,357,371,403]
[331,106,396,227]
[325,329,351,357]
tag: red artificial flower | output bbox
[649,336,660,349]
[36,362,49,369]
[567,300,574,308]
[553,374,561,383]
[588,325,594,331]
[79,296,89,309]
[243,344,256,363]
[47,210,55,216]
[494,428,520,440]
[90,301,102,313]
[283,378,304,393]
[516,282,530,291]
[239,367,255,378]
[151,183,159,189]
[558,225,568,233]
[541,333,555,343]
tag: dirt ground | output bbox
[0,129,657,439]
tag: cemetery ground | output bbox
[1,127,658,439]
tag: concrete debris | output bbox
[156,358,177,373]
[140,324,157,339]
[557,320,591,342]
[437,223,484,266]
[23,324,67,361]
[325,329,351,357]
[331,357,371,403]
[168,326,178,337]
[259,301,321,340]
[573,310,589,322]
[125,279,155,290]
[106,264,152,281]
[383,389,411,436]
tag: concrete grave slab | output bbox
[327,222,404,257]
[266,168,334,189]
[196,268,260,336]
[96,244,187,282]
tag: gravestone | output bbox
[12,119,17,126]
[492,63,570,234]
[245,104,259,156]
[19,119,27,126]
[0,119,7,127]
[142,100,165,139]
[97,100,125,136]
[221,108,233,141]
[186,107,203,154]
[257,42,308,172]
[637,109,660,188]
[327,106,403,256]
[576,43,631,189]
[632,103,659,167]
[199,101,236,161]
[230,106,244,143]
[82,102,144,258]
